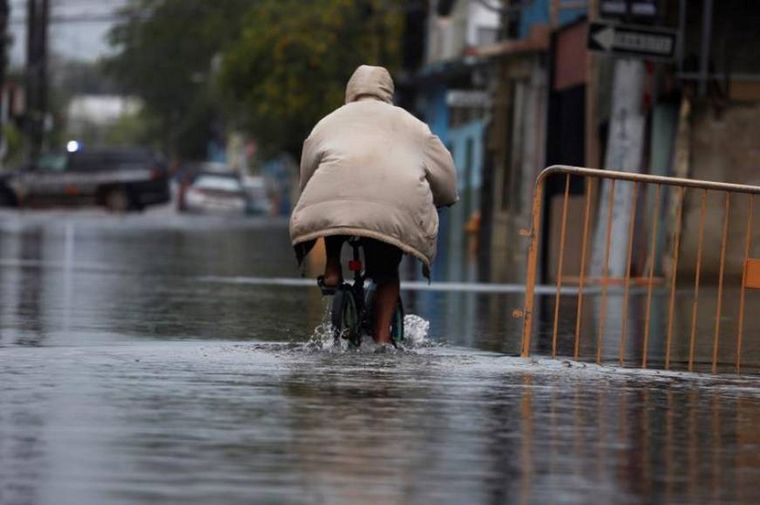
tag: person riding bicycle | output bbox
[290,65,457,345]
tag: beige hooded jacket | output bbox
[289,65,458,274]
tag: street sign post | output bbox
[588,22,678,60]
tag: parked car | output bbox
[0,148,170,212]
[174,161,227,211]
[180,172,250,215]
[241,175,272,215]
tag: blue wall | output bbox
[429,117,486,282]
[448,119,485,203]
[518,0,586,39]
[419,83,450,143]
[415,82,454,279]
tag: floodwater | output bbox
[0,209,758,505]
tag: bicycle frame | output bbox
[347,237,371,335]
[327,236,404,347]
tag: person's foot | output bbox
[373,342,396,354]
[373,333,391,345]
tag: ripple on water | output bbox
[2,337,759,505]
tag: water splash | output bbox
[402,314,430,347]
[303,308,431,353]
[303,307,346,352]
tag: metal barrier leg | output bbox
[552,174,571,358]
[619,182,639,366]
[666,187,685,370]
[712,193,730,373]
[521,174,548,357]
[574,178,594,359]
[596,179,616,364]
[736,195,754,373]
[642,184,662,368]
[688,189,708,372]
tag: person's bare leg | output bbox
[373,279,400,344]
[323,236,343,287]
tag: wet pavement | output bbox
[1,209,758,505]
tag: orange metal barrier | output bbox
[520,165,760,373]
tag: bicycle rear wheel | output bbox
[390,298,404,345]
[331,287,361,346]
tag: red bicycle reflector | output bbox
[348,260,362,272]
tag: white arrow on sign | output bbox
[591,24,676,57]
[593,25,616,51]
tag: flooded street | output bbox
[1,209,759,505]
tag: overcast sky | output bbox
[9,0,127,67]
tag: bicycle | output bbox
[318,237,404,347]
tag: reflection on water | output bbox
[1,345,758,505]
[0,211,758,505]
[534,286,760,373]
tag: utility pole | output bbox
[25,0,49,160]
[585,0,599,169]
[590,0,647,278]
[0,0,8,165]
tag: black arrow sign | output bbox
[588,22,678,60]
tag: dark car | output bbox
[0,148,170,211]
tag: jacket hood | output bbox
[345,65,394,104]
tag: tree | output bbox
[104,0,250,159]
[218,0,403,157]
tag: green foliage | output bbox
[1,123,24,167]
[105,0,405,159]
[104,0,250,159]
[218,0,403,156]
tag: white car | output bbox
[182,173,248,214]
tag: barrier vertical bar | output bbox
[688,189,708,372]
[666,186,685,370]
[574,178,594,359]
[597,179,616,364]
[711,192,730,373]
[521,174,548,357]
[619,181,639,366]
[552,174,571,357]
[736,195,754,373]
[642,184,662,368]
